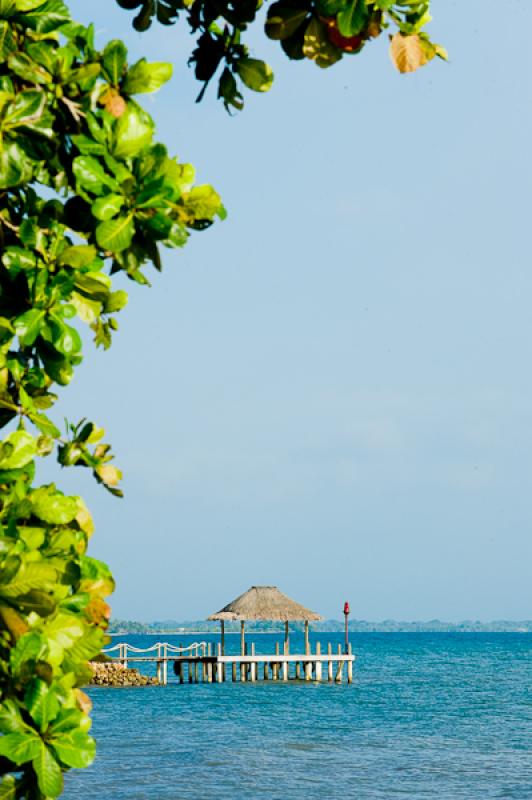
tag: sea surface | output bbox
[64,633,531,799]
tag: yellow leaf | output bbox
[76,499,94,537]
[75,689,93,715]
[390,33,432,73]
[96,465,122,487]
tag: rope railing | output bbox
[102,641,209,658]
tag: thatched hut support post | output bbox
[220,620,225,655]
[327,642,333,682]
[304,620,310,655]
[284,621,289,655]
[240,621,245,656]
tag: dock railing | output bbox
[101,641,355,686]
[102,642,209,684]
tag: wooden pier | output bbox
[102,641,355,686]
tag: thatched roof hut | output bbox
[208,585,322,622]
[208,586,322,655]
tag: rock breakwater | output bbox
[90,661,158,687]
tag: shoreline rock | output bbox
[89,661,159,687]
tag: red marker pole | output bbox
[343,601,350,655]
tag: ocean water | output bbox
[64,633,531,799]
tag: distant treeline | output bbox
[108,618,532,634]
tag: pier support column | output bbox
[315,642,322,681]
[284,621,289,655]
[250,643,256,682]
[335,644,344,683]
[240,621,245,656]
[273,643,280,680]
[282,659,288,681]
[304,621,309,656]
[327,643,333,682]
[217,644,223,683]
[347,644,353,684]
[232,661,237,682]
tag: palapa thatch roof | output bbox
[208,586,323,622]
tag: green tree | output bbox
[114,0,446,110]
[0,1,223,797]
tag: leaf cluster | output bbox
[114,0,447,110]
[0,1,223,797]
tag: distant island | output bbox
[108,618,531,634]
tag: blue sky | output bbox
[57,0,532,621]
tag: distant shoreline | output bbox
[109,620,532,636]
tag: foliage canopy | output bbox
[114,0,446,110]
[0,0,222,796]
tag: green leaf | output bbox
[0,732,41,765]
[104,290,128,313]
[15,0,70,33]
[50,730,95,769]
[33,743,63,798]
[58,245,97,268]
[25,680,60,730]
[112,102,154,158]
[0,20,16,63]
[0,141,33,188]
[102,39,128,85]
[303,17,343,67]
[0,562,57,598]
[10,631,47,676]
[337,0,368,37]
[122,58,172,94]
[0,700,33,735]
[265,5,308,40]
[28,410,61,439]
[14,309,45,346]
[0,431,36,470]
[71,133,106,155]
[30,487,79,524]
[95,216,134,252]
[235,58,274,92]
[0,775,17,800]
[7,51,51,84]
[2,90,46,129]
[92,193,124,221]
[73,156,120,195]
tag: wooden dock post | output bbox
[207,643,213,683]
[335,644,344,683]
[305,636,312,681]
[273,642,279,681]
[327,642,333,682]
[162,644,168,685]
[315,642,322,681]
[282,656,288,682]
[263,661,269,680]
[232,661,237,682]
[347,643,353,683]
[217,644,223,683]
[240,621,245,656]
[295,661,301,680]
[250,643,256,682]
